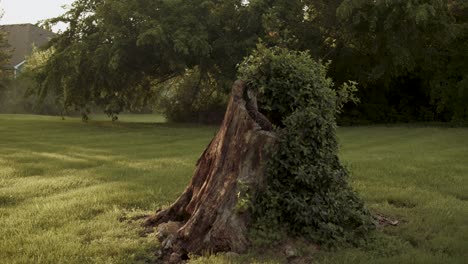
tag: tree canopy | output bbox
[37,0,262,118]
[34,0,468,122]
[334,0,468,122]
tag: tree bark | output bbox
[144,80,276,261]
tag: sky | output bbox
[0,0,75,32]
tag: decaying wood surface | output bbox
[144,80,276,262]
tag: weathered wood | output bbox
[144,80,276,260]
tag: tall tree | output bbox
[253,0,468,122]
[335,0,468,121]
[35,0,467,121]
[36,0,263,118]
[430,0,468,121]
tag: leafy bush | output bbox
[155,68,228,124]
[238,44,373,246]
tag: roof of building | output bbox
[0,23,55,68]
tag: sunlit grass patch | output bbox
[0,114,214,263]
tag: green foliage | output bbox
[24,46,55,72]
[154,68,228,124]
[0,47,62,115]
[31,0,467,123]
[36,0,262,118]
[335,0,468,122]
[238,45,374,246]
[429,0,468,121]
[20,0,466,123]
[241,0,468,123]
[235,180,254,214]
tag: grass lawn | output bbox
[0,114,467,263]
[88,113,167,123]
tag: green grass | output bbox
[315,126,468,264]
[0,114,215,263]
[0,114,467,263]
[88,113,167,123]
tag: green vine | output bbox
[238,44,374,247]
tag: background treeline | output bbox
[2,0,467,123]
[0,47,63,115]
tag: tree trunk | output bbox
[144,80,276,262]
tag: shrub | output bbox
[238,44,373,246]
[155,68,228,124]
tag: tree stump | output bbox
[144,80,276,261]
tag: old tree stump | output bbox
[144,80,276,261]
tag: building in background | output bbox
[0,23,55,78]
